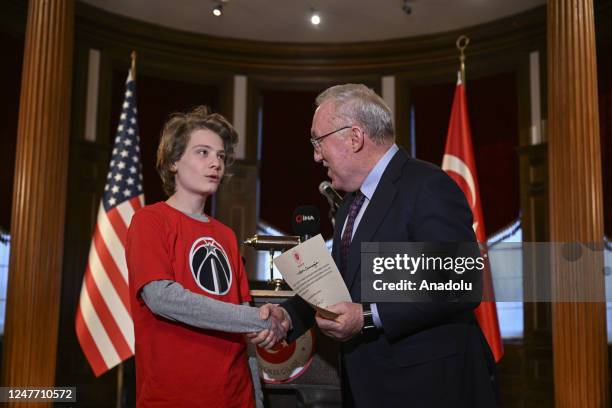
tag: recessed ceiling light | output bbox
[212,3,223,16]
[310,11,321,25]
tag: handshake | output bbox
[248,301,364,349]
[248,304,292,350]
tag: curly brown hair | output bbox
[156,106,238,196]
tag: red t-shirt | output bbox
[126,202,254,408]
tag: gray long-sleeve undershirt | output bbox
[141,279,270,333]
[141,279,266,408]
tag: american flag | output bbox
[76,70,144,376]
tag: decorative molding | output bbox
[381,76,395,117]
[233,75,247,160]
[66,2,548,76]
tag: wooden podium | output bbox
[250,289,341,408]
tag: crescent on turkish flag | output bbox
[442,75,504,362]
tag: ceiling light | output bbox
[310,10,321,25]
[212,3,223,16]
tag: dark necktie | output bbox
[340,191,366,276]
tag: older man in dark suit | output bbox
[251,84,498,407]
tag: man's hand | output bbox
[247,304,292,349]
[315,302,363,341]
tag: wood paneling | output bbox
[519,144,554,407]
[410,72,521,234]
[55,140,120,407]
[215,163,259,280]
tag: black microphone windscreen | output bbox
[292,205,320,237]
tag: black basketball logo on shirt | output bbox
[189,237,233,295]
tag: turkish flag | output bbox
[442,76,504,362]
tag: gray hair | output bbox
[315,84,394,144]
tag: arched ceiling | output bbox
[79,0,546,43]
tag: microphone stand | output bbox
[328,208,336,228]
[319,182,341,228]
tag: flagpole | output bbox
[115,51,136,408]
[116,363,124,408]
[130,50,137,81]
[455,35,469,84]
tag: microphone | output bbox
[319,181,343,210]
[292,205,320,241]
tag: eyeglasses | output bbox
[310,125,352,150]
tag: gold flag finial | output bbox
[456,35,469,84]
[130,51,137,80]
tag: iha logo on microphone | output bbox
[295,214,316,223]
[189,237,232,295]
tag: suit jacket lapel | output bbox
[344,149,409,293]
